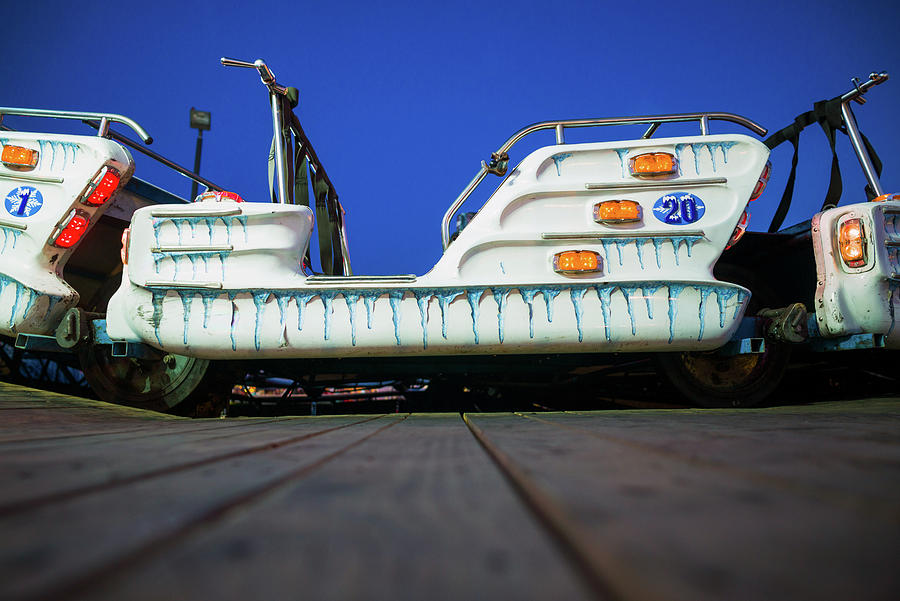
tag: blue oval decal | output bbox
[4,186,43,218]
[652,192,705,225]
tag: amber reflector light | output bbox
[838,218,866,268]
[594,200,642,223]
[553,250,601,274]
[872,193,900,203]
[1,145,39,169]
[629,152,677,177]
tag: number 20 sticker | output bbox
[652,192,705,225]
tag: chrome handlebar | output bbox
[840,71,888,105]
[220,57,284,94]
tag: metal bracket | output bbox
[483,152,509,177]
[715,337,766,357]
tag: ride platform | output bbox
[0,381,898,600]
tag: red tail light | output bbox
[82,166,120,206]
[51,210,90,248]
[725,210,750,250]
[749,161,772,201]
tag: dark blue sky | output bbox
[3,1,899,274]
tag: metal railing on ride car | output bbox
[440,111,768,250]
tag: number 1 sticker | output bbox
[652,192,705,225]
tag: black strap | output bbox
[764,95,884,231]
[311,168,334,275]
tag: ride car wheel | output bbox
[655,264,791,408]
[78,346,228,416]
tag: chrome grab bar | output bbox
[81,119,223,193]
[839,71,889,198]
[0,107,152,144]
[440,111,767,250]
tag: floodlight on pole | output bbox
[189,107,211,200]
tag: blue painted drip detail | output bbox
[652,238,664,268]
[715,287,738,328]
[613,239,627,266]
[0,227,22,254]
[541,287,560,322]
[22,289,38,320]
[388,290,404,345]
[319,290,337,341]
[292,293,314,331]
[274,292,289,345]
[251,291,269,350]
[363,291,377,329]
[683,142,739,174]
[520,288,537,338]
[492,288,510,343]
[595,285,613,341]
[551,153,572,176]
[150,290,166,345]
[600,239,614,274]
[667,284,687,343]
[466,289,484,344]
[697,287,712,341]
[177,290,194,344]
[9,284,25,328]
[635,239,646,270]
[141,282,749,350]
[641,285,661,319]
[414,291,430,348]
[613,148,629,178]
[199,290,217,328]
[0,273,63,329]
[435,289,462,339]
[620,286,637,336]
[570,287,587,342]
[344,292,360,346]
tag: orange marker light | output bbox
[594,200,642,223]
[872,193,900,203]
[838,218,867,268]
[1,145,39,169]
[629,152,677,177]
[553,250,601,274]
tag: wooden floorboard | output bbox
[1,381,898,601]
[67,414,592,601]
[466,403,900,601]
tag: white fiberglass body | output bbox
[106,134,769,359]
[0,132,133,336]
[812,200,900,347]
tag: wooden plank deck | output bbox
[0,380,898,601]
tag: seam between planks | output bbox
[0,414,387,518]
[0,417,291,445]
[22,414,409,601]
[462,413,662,601]
[515,412,900,524]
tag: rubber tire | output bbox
[78,347,230,416]
[655,265,791,408]
[78,273,231,416]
